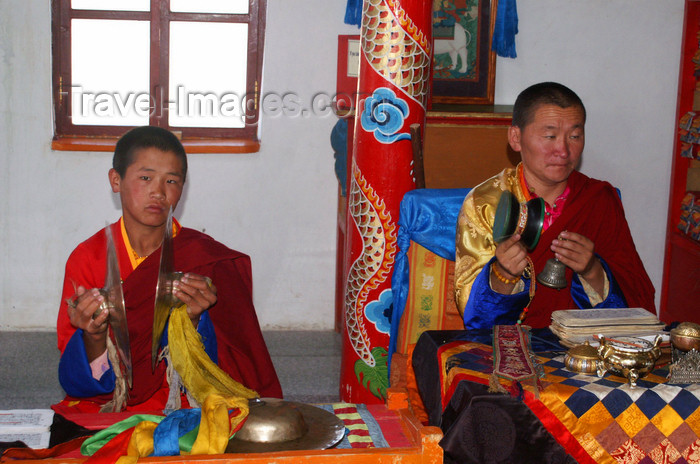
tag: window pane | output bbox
[71,19,150,126]
[170,0,249,14]
[169,21,248,128]
[71,0,149,11]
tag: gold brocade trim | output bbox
[515,202,528,236]
[454,166,521,313]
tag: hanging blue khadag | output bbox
[492,0,519,58]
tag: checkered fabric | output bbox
[438,341,700,463]
[535,354,700,463]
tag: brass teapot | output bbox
[596,335,662,387]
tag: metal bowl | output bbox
[671,322,700,352]
[564,341,599,374]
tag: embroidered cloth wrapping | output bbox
[489,325,543,397]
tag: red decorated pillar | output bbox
[340,0,432,403]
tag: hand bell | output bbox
[537,258,568,289]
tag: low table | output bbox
[2,402,442,464]
[412,329,700,464]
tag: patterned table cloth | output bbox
[412,330,700,464]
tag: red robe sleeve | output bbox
[175,229,282,398]
[57,228,108,353]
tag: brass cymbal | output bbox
[226,398,346,453]
[103,224,132,388]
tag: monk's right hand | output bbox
[67,286,109,337]
[494,233,528,279]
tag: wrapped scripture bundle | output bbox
[549,308,666,347]
[551,307,662,328]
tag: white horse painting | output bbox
[434,22,471,74]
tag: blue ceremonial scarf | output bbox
[492,0,519,58]
[388,188,470,374]
[344,0,362,28]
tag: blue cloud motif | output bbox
[364,289,393,335]
[361,87,411,144]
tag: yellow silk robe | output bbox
[454,165,525,315]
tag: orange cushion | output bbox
[396,241,462,354]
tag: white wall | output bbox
[0,0,684,330]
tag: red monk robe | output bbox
[457,167,656,330]
[55,219,282,413]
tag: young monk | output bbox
[54,126,282,413]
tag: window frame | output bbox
[51,0,266,153]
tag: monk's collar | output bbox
[120,218,181,270]
[517,163,570,206]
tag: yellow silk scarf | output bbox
[167,304,259,406]
[110,305,259,463]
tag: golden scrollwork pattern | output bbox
[361,0,431,108]
[345,160,397,369]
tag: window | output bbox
[51,0,266,153]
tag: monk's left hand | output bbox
[173,273,217,324]
[551,230,604,286]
